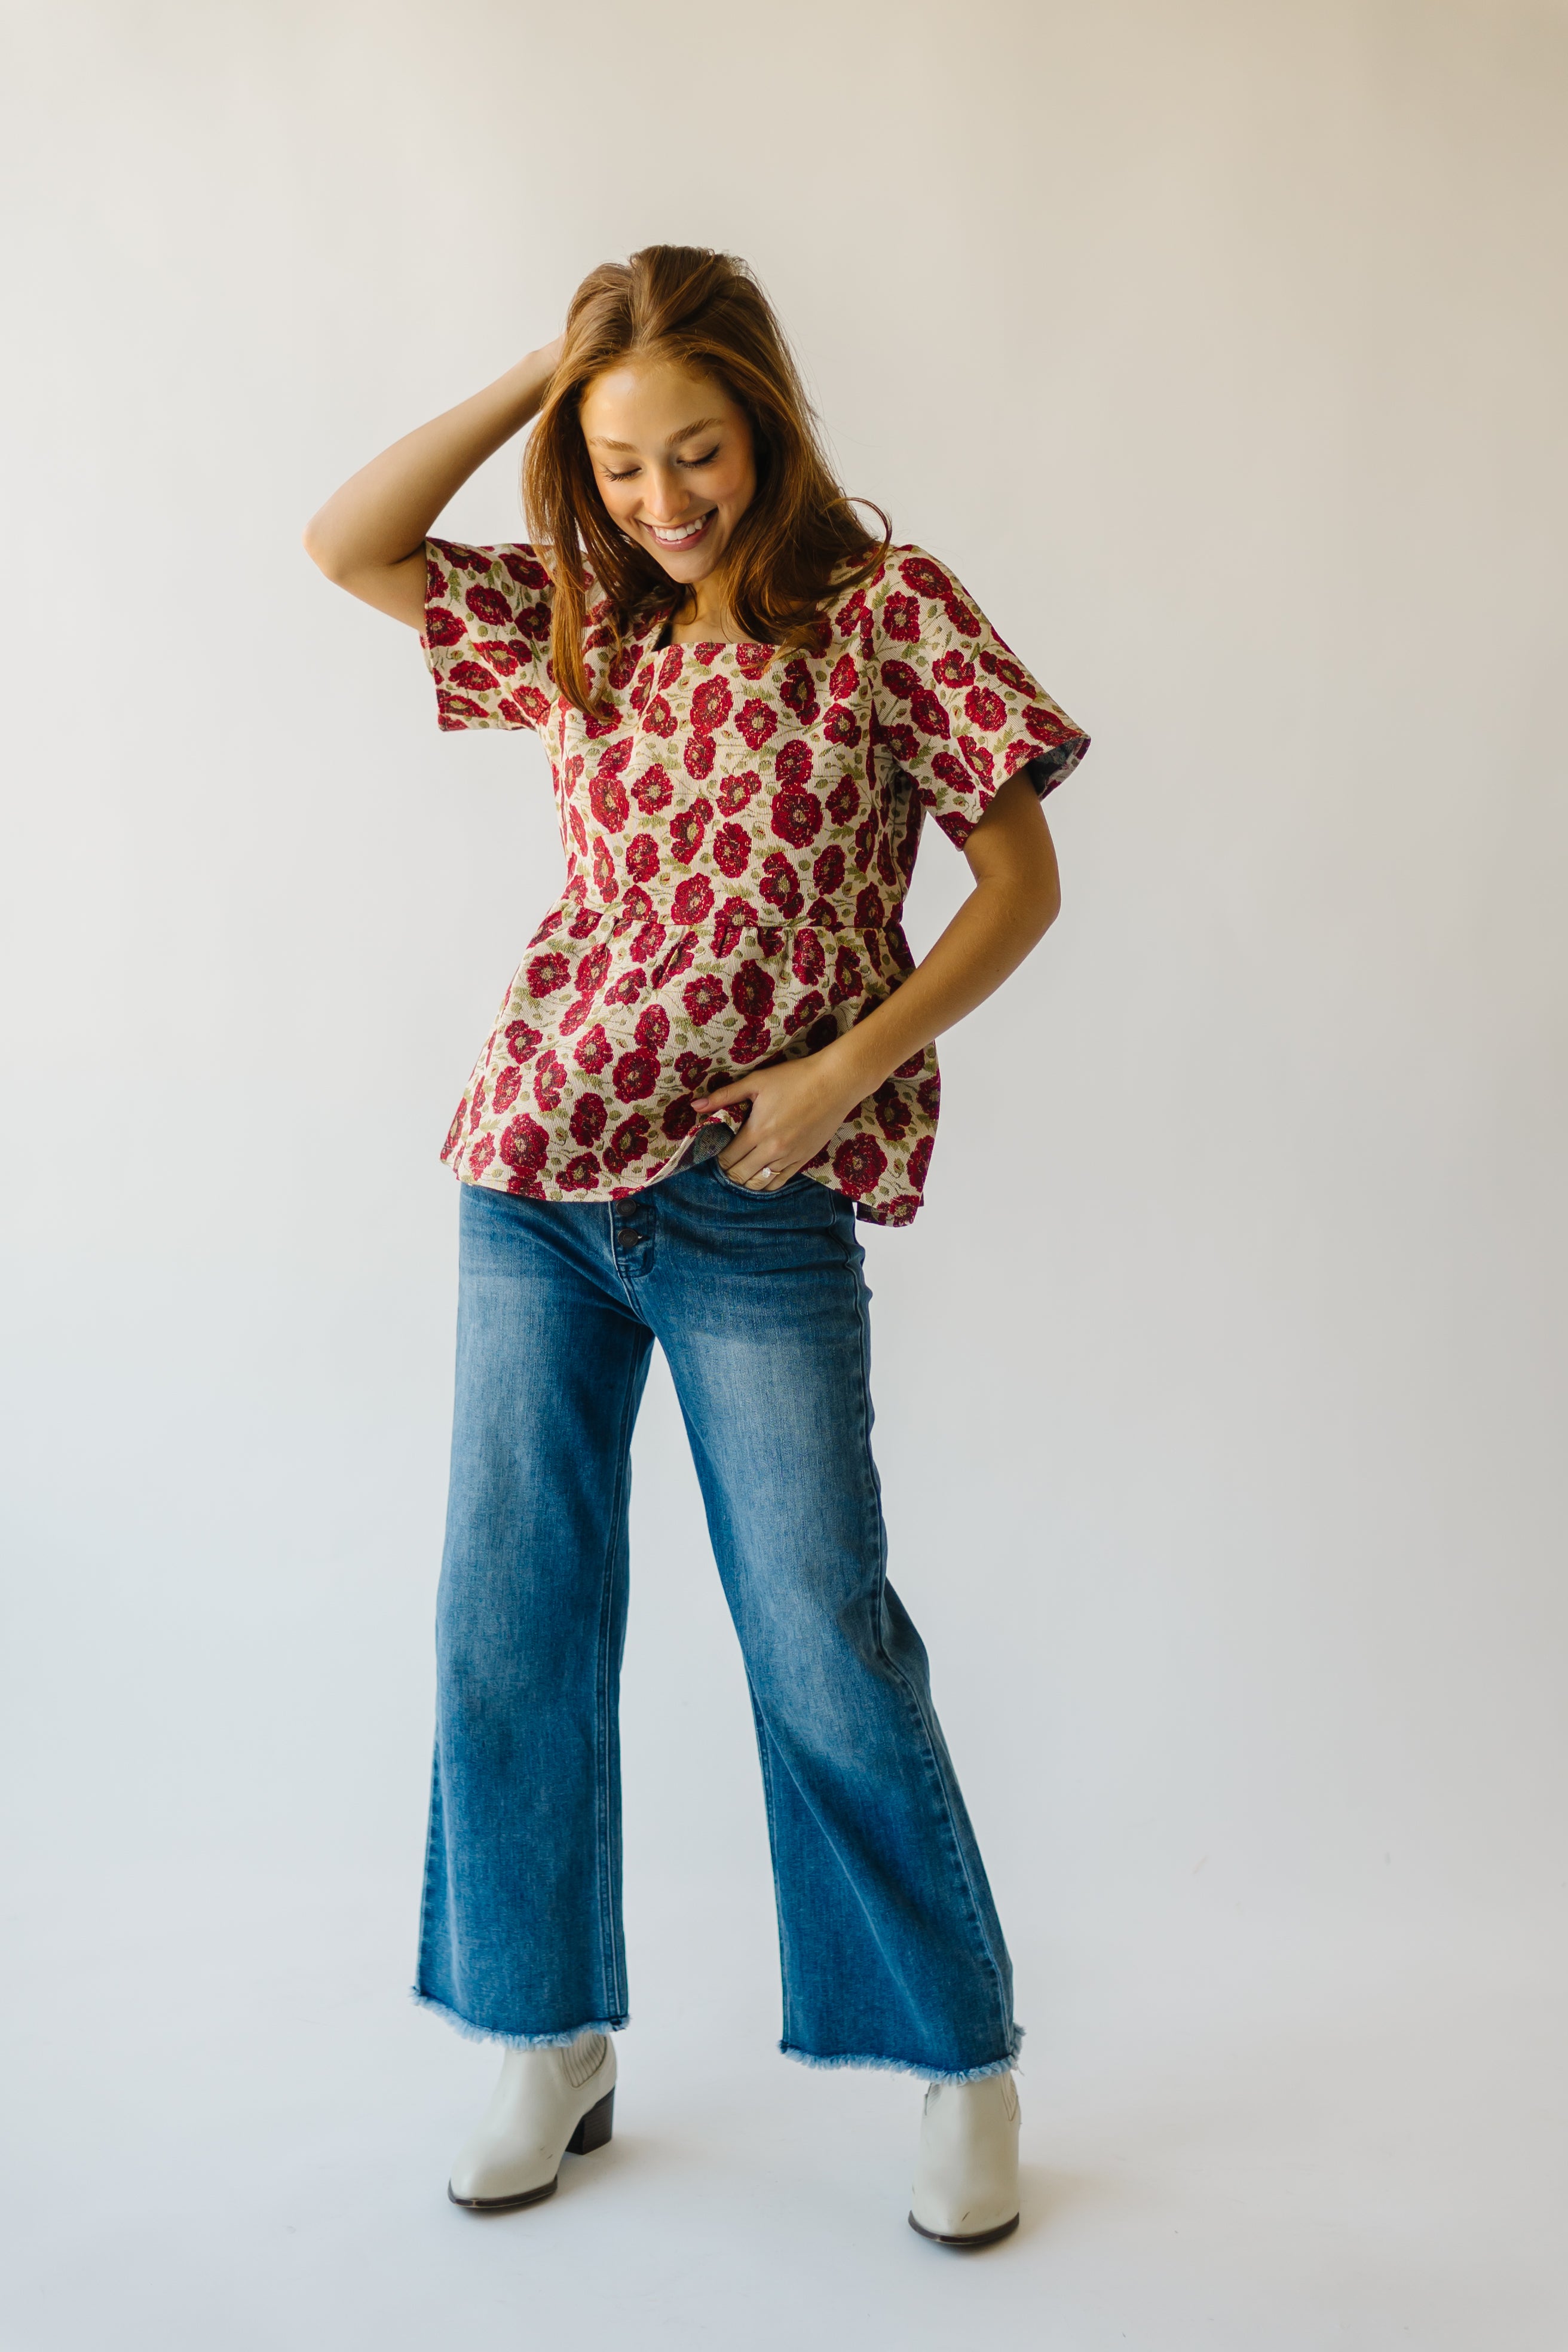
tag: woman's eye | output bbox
[680,446,720,468]
[606,465,639,482]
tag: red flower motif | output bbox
[607,645,641,690]
[675,1051,712,1090]
[771,784,822,849]
[691,676,733,733]
[826,778,861,826]
[931,751,973,798]
[651,932,696,986]
[855,884,885,929]
[604,968,646,1007]
[669,798,712,865]
[635,1002,670,1051]
[733,1018,771,1062]
[917,1073,941,1117]
[735,642,772,680]
[642,694,677,737]
[684,735,715,780]
[712,896,755,957]
[713,822,751,878]
[791,929,826,985]
[567,902,602,938]
[882,593,920,643]
[590,771,629,831]
[480,642,521,676]
[526,952,569,996]
[424,606,465,648]
[899,555,952,600]
[467,1079,488,1132]
[534,1051,568,1110]
[907,1135,934,1190]
[662,1097,697,1140]
[933,648,975,688]
[773,739,812,789]
[568,806,589,856]
[823,704,861,747]
[612,1048,658,1102]
[958,734,994,781]
[592,839,618,898]
[730,960,775,1018]
[736,699,778,749]
[604,1113,651,1173]
[717,769,760,815]
[682,973,727,1025]
[466,584,514,627]
[910,688,950,739]
[829,653,858,700]
[853,814,876,871]
[624,834,660,881]
[449,659,499,693]
[833,1134,888,1197]
[501,549,550,590]
[657,645,685,689]
[505,1019,542,1062]
[943,595,981,638]
[500,1113,550,1175]
[964,685,1006,733]
[516,686,552,727]
[835,587,871,636]
[570,1092,608,1146]
[778,659,820,724]
[880,659,919,702]
[467,1134,496,1178]
[559,1151,601,1191]
[630,918,666,961]
[436,690,487,727]
[1025,704,1074,747]
[632,764,672,814]
[872,1079,912,1140]
[758,850,804,918]
[575,942,611,993]
[574,1024,612,1073]
[782,989,825,1034]
[493,1065,523,1114]
[671,874,715,925]
[829,945,864,1006]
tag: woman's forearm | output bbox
[817,782,1061,1108]
[301,342,559,613]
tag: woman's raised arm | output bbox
[301,337,562,629]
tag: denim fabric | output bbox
[414,1154,1020,2081]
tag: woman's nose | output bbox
[639,467,691,522]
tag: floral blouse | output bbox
[421,539,1089,1225]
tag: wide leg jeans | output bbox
[414,1155,1020,2080]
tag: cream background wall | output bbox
[2,3,1565,2345]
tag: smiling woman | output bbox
[302,241,1089,2252]
[523,246,887,709]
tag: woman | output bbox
[304,245,1088,2247]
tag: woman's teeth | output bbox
[650,513,712,545]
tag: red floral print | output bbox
[421,537,1087,1223]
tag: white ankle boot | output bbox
[908,2071,1021,2246]
[448,2031,616,2210]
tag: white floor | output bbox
[7,1861,1564,2352]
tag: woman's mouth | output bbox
[645,510,716,550]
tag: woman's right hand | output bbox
[302,338,565,629]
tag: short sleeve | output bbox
[869,549,1089,847]
[421,539,556,733]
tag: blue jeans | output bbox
[413,1154,1020,2081]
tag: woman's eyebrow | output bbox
[586,416,725,452]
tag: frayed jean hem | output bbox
[779,2023,1023,2084]
[410,1989,627,2050]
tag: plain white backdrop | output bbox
[2,1,1566,2344]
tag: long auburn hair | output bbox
[522,245,889,714]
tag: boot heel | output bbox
[566,2087,614,2157]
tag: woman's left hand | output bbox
[694,1050,865,1190]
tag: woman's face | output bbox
[579,355,757,591]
